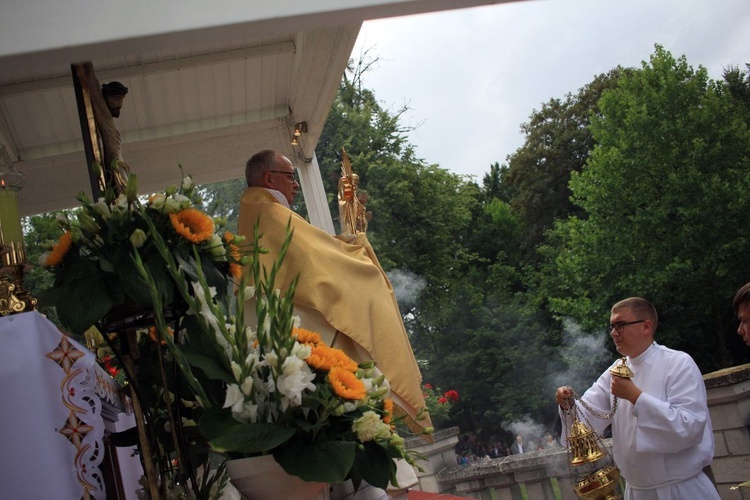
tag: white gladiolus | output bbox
[113,194,129,211]
[264,351,278,369]
[241,376,254,396]
[244,351,260,369]
[282,355,304,375]
[233,401,258,423]
[93,200,111,219]
[262,315,271,336]
[291,341,311,360]
[231,361,242,382]
[223,384,245,414]
[130,229,148,248]
[277,359,316,411]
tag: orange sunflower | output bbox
[292,327,322,346]
[148,326,173,345]
[224,231,243,279]
[382,398,394,424]
[306,344,358,373]
[328,366,366,400]
[44,231,73,267]
[169,209,214,243]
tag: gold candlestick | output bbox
[0,144,36,316]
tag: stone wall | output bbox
[405,427,460,493]
[705,363,750,500]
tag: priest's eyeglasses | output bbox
[609,320,645,334]
[268,170,299,183]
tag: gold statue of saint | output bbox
[338,148,369,235]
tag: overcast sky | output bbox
[351,0,750,180]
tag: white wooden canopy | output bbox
[0,0,509,229]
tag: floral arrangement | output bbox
[137,218,425,489]
[421,383,458,428]
[39,170,424,492]
[39,172,245,335]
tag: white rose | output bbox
[173,194,191,210]
[149,193,166,211]
[164,197,181,213]
[352,411,392,442]
[207,233,226,259]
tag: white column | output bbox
[297,150,335,235]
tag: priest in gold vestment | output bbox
[237,150,430,439]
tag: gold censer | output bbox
[563,357,633,500]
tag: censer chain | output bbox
[565,386,618,420]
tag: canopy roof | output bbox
[0,0,510,217]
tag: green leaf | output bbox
[274,440,356,483]
[53,258,118,334]
[117,246,174,306]
[353,441,393,490]
[200,407,295,453]
[182,345,233,382]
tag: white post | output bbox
[297,150,335,235]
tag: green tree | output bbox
[540,45,750,371]
[22,212,65,325]
[504,69,624,258]
[197,178,246,234]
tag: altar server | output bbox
[555,297,719,499]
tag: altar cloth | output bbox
[0,311,119,499]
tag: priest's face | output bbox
[264,154,299,205]
[737,302,750,346]
[609,307,652,357]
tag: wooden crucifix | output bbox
[70,62,130,200]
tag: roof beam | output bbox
[0,41,295,97]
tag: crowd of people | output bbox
[454,430,561,464]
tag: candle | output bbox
[0,182,23,245]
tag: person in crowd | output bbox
[555,297,719,499]
[733,282,750,346]
[510,435,525,455]
[543,433,560,449]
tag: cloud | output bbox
[353,0,750,179]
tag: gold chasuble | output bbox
[238,187,429,430]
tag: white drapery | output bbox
[0,311,123,499]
